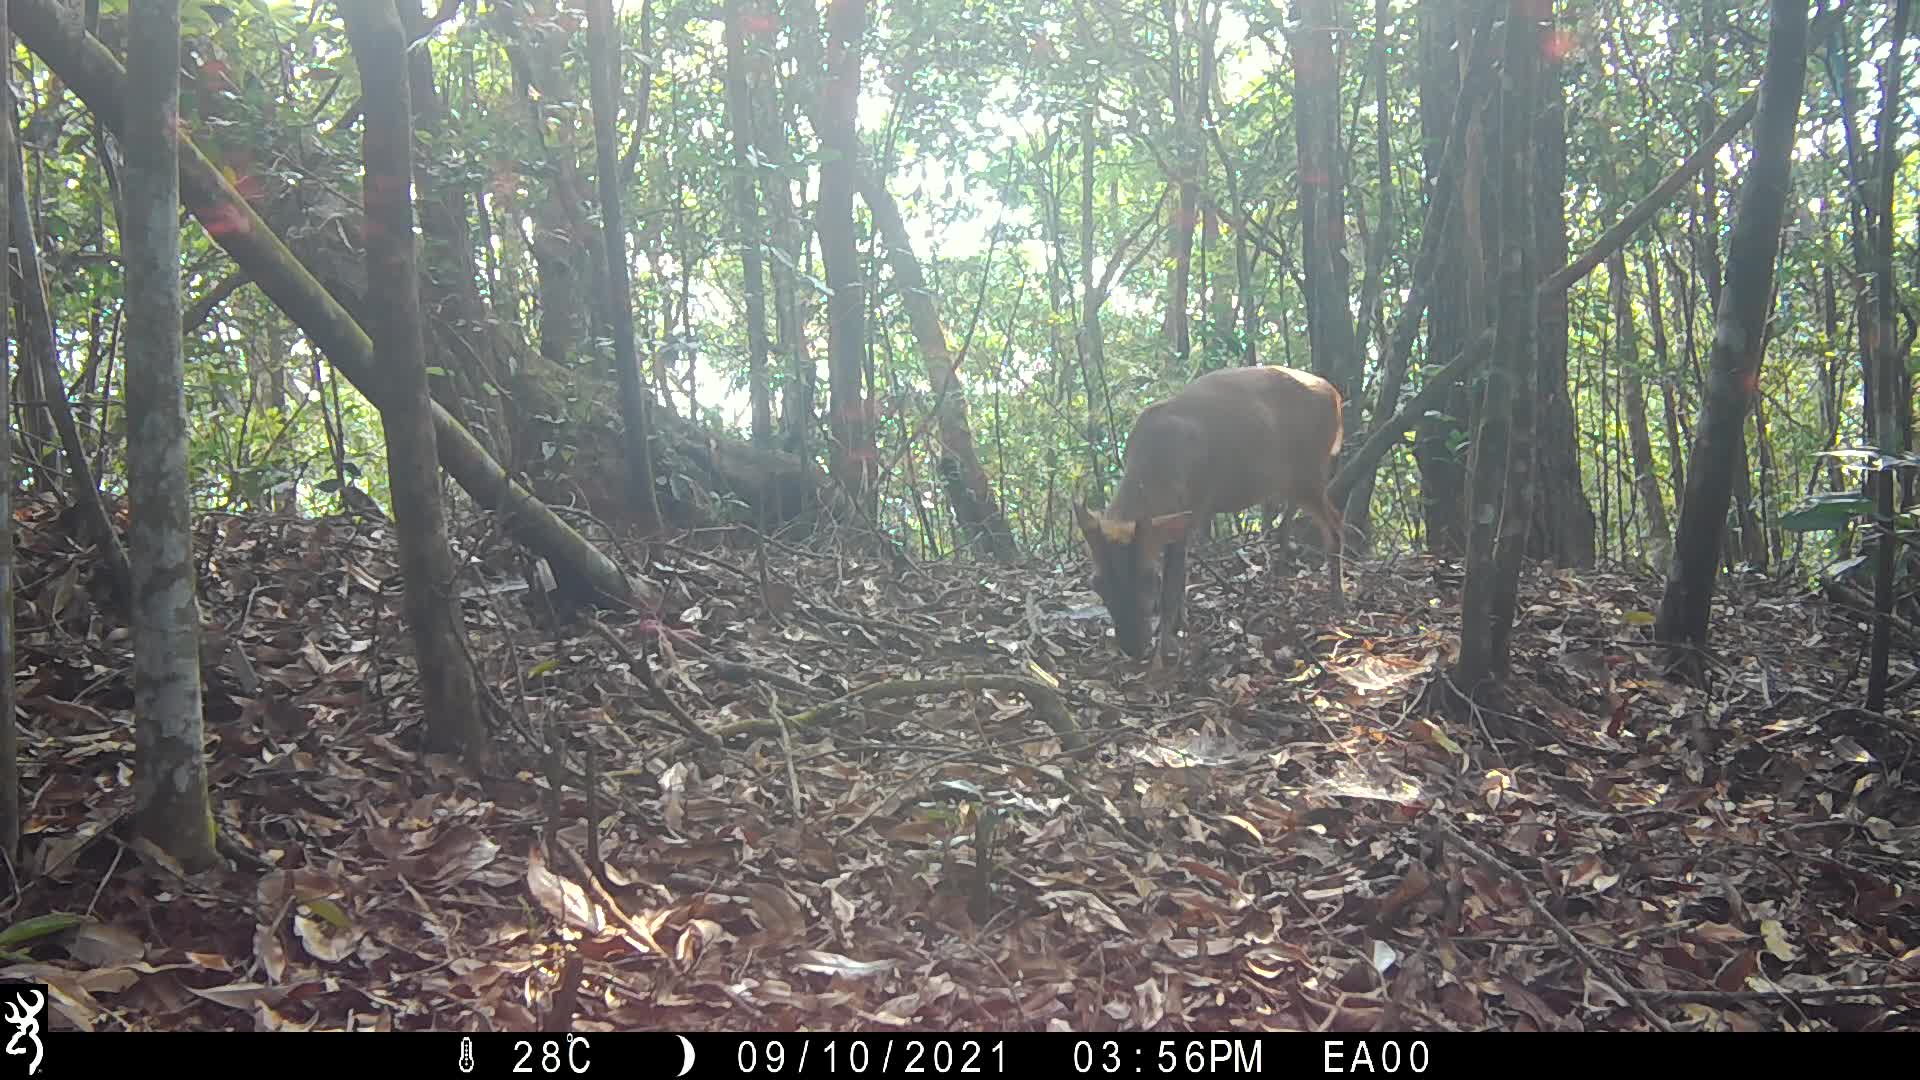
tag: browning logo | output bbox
[1,985,44,1077]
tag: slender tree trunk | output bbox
[1337,0,1398,551]
[125,0,216,870]
[0,0,17,865]
[1453,0,1539,693]
[1528,17,1596,569]
[1079,98,1112,498]
[1162,0,1196,376]
[1612,251,1671,566]
[1864,0,1910,710]
[10,133,131,607]
[1413,0,1472,555]
[805,0,875,510]
[343,0,489,764]
[587,0,663,531]
[725,0,774,446]
[1292,0,1361,414]
[858,173,1017,559]
[1658,253,1689,507]
[764,76,814,456]
[1656,0,1809,649]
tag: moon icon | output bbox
[676,1034,696,1077]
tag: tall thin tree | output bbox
[341,0,489,763]
[588,0,665,530]
[125,0,217,869]
[0,0,16,866]
[724,0,774,447]
[1452,0,1542,693]
[1656,0,1810,650]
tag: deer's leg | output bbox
[1156,539,1189,664]
[1305,492,1346,610]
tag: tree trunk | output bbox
[124,0,217,871]
[1162,0,1196,376]
[10,133,131,607]
[399,0,514,470]
[588,0,664,533]
[1655,0,1809,649]
[342,0,489,764]
[1412,0,1473,555]
[1528,32,1597,569]
[0,0,17,865]
[1862,0,1910,710]
[724,0,774,447]
[1453,0,1540,693]
[809,0,875,511]
[1079,98,1112,498]
[1612,250,1671,566]
[1291,0,1361,414]
[857,172,1018,560]
[763,77,815,455]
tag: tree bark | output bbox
[807,0,875,510]
[10,133,131,608]
[857,172,1018,560]
[725,0,774,447]
[1655,0,1809,649]
[1291,0,1361,413]
[1339,0,1396,550]
[1453,0,1540,693]
[587,0,664,533]
[1412,0,1475,555]
[124,0,217,871]
[1612,250,1672,565]
[0,0,17,866]
[342,0,489,764]
[1162,0,1196,375]
[1863,0,1910,711]
[1528,29,1597,569]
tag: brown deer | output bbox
[1074,365,1346,666]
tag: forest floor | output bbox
[8,493,1920,1032]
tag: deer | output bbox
[1074,364,1346,668]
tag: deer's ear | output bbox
[1146,511,1191,545]
[1073,500,1104,544]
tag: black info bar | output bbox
[24,1029,1844,1076]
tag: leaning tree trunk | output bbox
[341,0,489,764]
[1655,0,1809,649]
[858,171,1018,560]
[124,0,217,872]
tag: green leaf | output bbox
[0,912,87,948]
[528,658,561,679]
[302,899,353,929]
[1779,493,1873,533]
